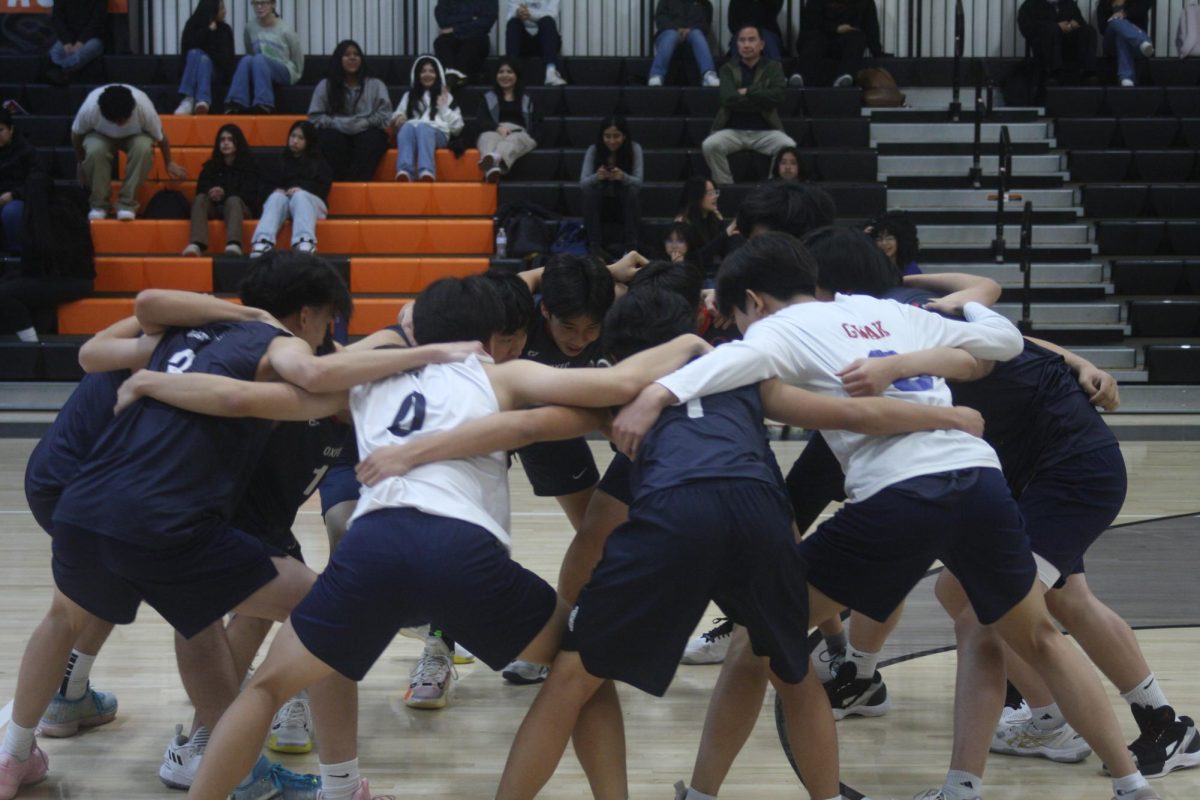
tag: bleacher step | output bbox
[994,302,1122,324]
[878,154,1064,177]
[1112,385,1200,413]
[920,262,1105,284]
[888,188,1077,209]
[920,224,1091,246]
[871,122,1052,144]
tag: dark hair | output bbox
[803,226,901,297]
[285,120,321,158]
[715,232,819,316]
[413,275,505,345]
[736,181,836,239]
[772,146,805,181]
[735,23,764,40]
[209,123,254,168]
[602,288,696,363]
[631,259,703,311]
[183,0,222,42]
[662,221,702,267]
[407,56,444,122]
[0,108,12,129]
[483,269,536,335]
[866,211,920,270]
[238,252,353,323]
[679,176,718,228]
[593,115,635,173]
[541,254,616,322]
[323,40,369,117]
[491,57,525,99]
[98,85,136,123]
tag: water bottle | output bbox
[495,223,507,258]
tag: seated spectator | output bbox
[580,116,643,256]
[648,0,719,87]
[675,175,737,276]
[0,110,35,256]
[183,124,260,257]
[728,0,785,61]
[505,0,567,86]
[250,121,332,256]
[391,56,465,182]
[701,25,795,187]
[865,210,921,276]
[434,0,498,87]
[175,0,236,115]
[225,0,303,113]
[771,144,806,181]
[308,40,392,182]
[1018,0,1098,85]
[476,58,542,183]
[45,0,106,85]
[72,84,188,221]
[1097,0,1155,87]
[797,0,883,87]
[661,221,703,270]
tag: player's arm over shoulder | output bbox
[77,315,161,373]
[116,367,348,421]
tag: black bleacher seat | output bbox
[524,86,562,115]
[1187,260,1200,294]
[680,88,720,117]
[25,85,91,116]
[0,342,40,381]
[623,87,681,116]
[639,150,687,181]
[1095,220,1164,256]
[0,56,42,84]
[104,55,167,84]
[383,57,417,85]
[454,86,484,113]
[1149,186,1200,218]
[559,149,585,180]
[539,117,564,146]
[810,119,869,148]
[620,58,653,85]
[1055,118,1117,150]
[1165,88,1200,117]
[505,150,561,182]
[563,117,600,147]
[802,88,862,118]
[1133,151,1196,182]
[1118,118,1180,149]
[1111,259,1186,294]
[627,118,685,148]
[16,117,72,147]
[1129,299,1200,337]
[41,341,85,381]
[1083,184,1148,218]
[498,183,563,214]
[564,58,622,86]
[1145,345,1200,385]
[1167,221,1200,256]
[0,85,26,107]
[1149,59,1200,87]
[639,184,687,217]
[726,151,773,183]
[1181,120,1200,148]
[1103,87,1164,118]
[302,56,332,85]
[823,183,887,217]
[563,87,621,117]
[1046,87,1104,117]
[685,117,712,147]
[49,148,76,180]
[276,85,312,114]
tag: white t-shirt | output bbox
[656,295,1025,502]
[71,84,164,141]
[349,355,512,546]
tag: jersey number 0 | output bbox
[388,391,427,438]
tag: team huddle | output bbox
[2,181,1198,800]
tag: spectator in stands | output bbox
[250,120,332,256]
[182,124,260,257]
[0,110,34,256]
[580,115,642,256]
[701,24,795,187]
[1097,0,1155,87]
[676,175,738,276]
[391,55,465,182]
[728,0,785,61]
[771,144,806,180]
[174,0,236,115]
[661,221,703,270]
[648,0,720,87]
[505,0,568,86]
[225,0,303,114]
[1018,0,1098,86]
[865,210,922,276]
[434,0,498,87]
[45,0,106,86]
[476,58,542,183]
[72,84,188,221]
[308,40,392,182]
[797,0,884,88]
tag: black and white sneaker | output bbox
[1127,705,1200,778]
[680,618,733,665]
[823,661,891,721]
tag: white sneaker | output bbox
[702,70,720,88]
[681,618,733,665]
[116,209,135,221]
[224,242,243,256]
[267,697,313,754]
[294,238,317,254]
[181,243,202,257]
[158,724,204,789]
[991,718,1092,763]
[502,660,549,685]
[1140,40,1155,58]
[647,75,664,87]
[545,67,567,86]
[1121,79,1136,88]
[87,209,107,221]
[452,642,476,665]
[913,790,980,800]
[834,74,854,88]
[1000,698,1033,726]
[405,638,455,709]
[250,240,273,258]
[788,73,805,88]
[174,96,195,115]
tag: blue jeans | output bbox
[225,54,290,110]
[1105,18,1150,83]
[395,124,449,178]
[49,38,103,73]
[729,29,783,61]
[651,28,716,79]
[179,48,215,105]
[0,200,24,254]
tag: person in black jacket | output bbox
[250,121,333,257]
[728,0,784,60]
[45,0,106,85]
[1018,0,1098,84]
[434,0,498,87]
[183,124,260,257]
[0,110,35,256]
[797,0,883,87]
[475,58,542,182]
[1097,0,1155,86]
[175,0,237,115]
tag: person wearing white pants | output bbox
[251,120,332,256]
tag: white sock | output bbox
[1,721,35,761]
[847,647,880,680]
[1121,673,1170,710]
[823,629,848,656]
[319,758,361,800]
[1112,771,1150,797]
[685,788,717,800]
[16,327,38,343]
[545,64,557,76]
[1030,702,1066,731]
[943,769,983,799]
[61,649,96,701]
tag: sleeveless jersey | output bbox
[53,321,287,546]
[348,355,512,546]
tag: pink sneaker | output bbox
[0,745,49,800]
[317,778,395,800]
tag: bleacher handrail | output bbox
[969,59,984,188]
[992,124,1013,263]
[1018,198,1034,334]
[949,0,965,121]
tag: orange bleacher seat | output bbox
[58,298,135,335]
[128,181,495,217]
[94,257,215,293]
[93,257,146,293]
[349,298,412,336]
[349,258,488,293]
[161,116,306,148]
[372,149,484,182]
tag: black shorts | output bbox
[517,437,599,497]
[26,487,59,535]
[318,461,360,516]
[564,480,810,696]
[291,507,558,681]
[595,451,634,507]
[52,523,281,639]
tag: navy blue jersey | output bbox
[521,300,606,368]
[54,321,287,547]
[631,383,785,504]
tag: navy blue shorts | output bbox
[564,480,810,696]
[801,468,1036,626]
[318,461,360,516]
[52,523,281,638]
[26,487,59,535]
[1020,443,1127,587]
[517,437,599,497]
[292,507,558,681]
[596,451,633,507]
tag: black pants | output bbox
[317,127,390,182]
[0,273,93,333]
[1023,22,1098,77]
[797,28,868,86]
[506,17,561,67]
[434,33,491,82]
[582,182,640,254]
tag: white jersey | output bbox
[348,355,512,546]
[657,295,1025,502]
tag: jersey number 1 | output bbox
[388,391,427,438]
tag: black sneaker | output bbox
[823,661,891,721]
[1127,705,1200,778]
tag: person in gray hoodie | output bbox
[308,40,392,181]
[224,0,304,113]
[390,55,465,182]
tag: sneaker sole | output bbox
[990,741,1091,763]
[680,653,727,665]
[452,654,476,665]
[37,709,117,738]
[158,765,194,790]
[502,672,547,686]
[832,696,892,721]
[405,695,450,710]
[266,734,313,754]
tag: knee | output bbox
[537,16,558,33]
[701,134,720,157]
[128,135,153,157]
[506,18,523,34]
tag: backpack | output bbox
[497,201,559,259]
[855,68,906,108]
[550,221,588,256]
[143,189,191,220]
[20,176,95,280]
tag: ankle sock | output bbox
[1,722,35,761]
[1029,702,1066,731]
[16,327,38,343]
[320,757,361,800]
[685,788,717,800]
[61,649,96,701]
[846,647,880,680]
[823,630,848,657]
[942,770,982,799]
[1121,673,1169,711]
[1112,771,1150,797]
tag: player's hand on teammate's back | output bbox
[951,406,986,438]
[113,370,151,415]
[608,250,648,284]
[922,295,965,317]
[612,383,675,459]
[837,357,897,397]
[355,445,413,485]
[1078,364,1120,411]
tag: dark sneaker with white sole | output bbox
[823,661,891,721]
